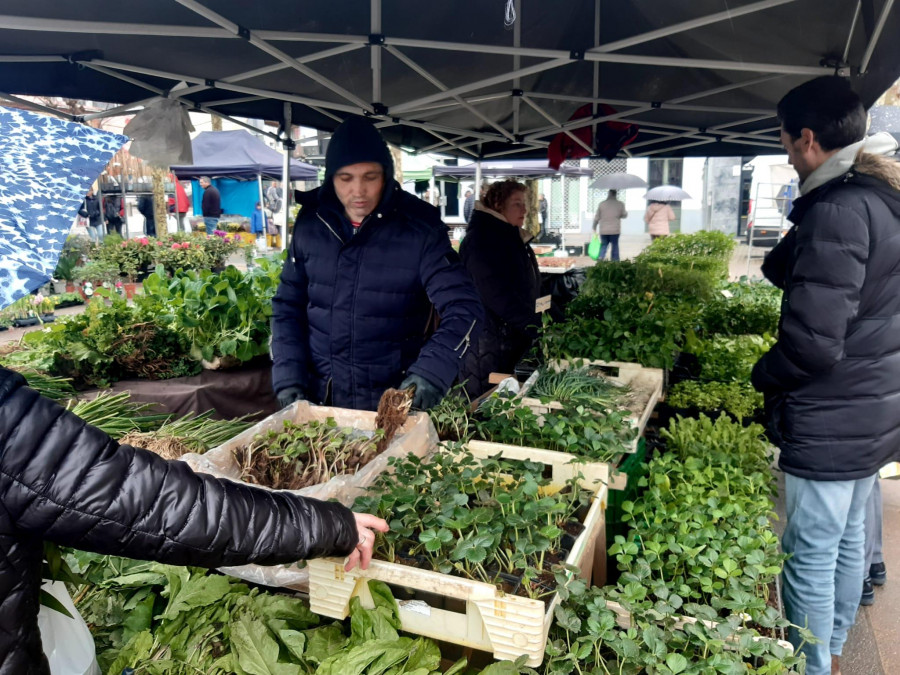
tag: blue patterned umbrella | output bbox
[0,106,127,311]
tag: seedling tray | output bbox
[182,400,437,589]
[517,359,663,454]
[307,443,609,667]
[603,599,795,655]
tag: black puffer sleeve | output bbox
[0,368,358,566]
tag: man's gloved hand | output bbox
[276,386,306,410]
[399,373,445,411]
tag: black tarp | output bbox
[0,1,898,159]
[170,129,318,180]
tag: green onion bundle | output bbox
[529,366,628,410]
[67,392,170,437]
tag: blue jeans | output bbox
[782,473,877,674]
[87,224,102,242]
[599,234,619,261]
[203,217,219,235]
[865,478,883,569]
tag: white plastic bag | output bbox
[38,581,101,675]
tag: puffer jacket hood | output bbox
[752,151,900,480]
[0,367,358,673]
[324,116,394,184]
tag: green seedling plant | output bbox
[353,445,594,600]
[529,365,629,410]
[474,393,635,462]
[667,380,764,421]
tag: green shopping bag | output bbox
[587,234,601,260]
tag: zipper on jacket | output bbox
[317,212,345,244]
[454,319,477,359]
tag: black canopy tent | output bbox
[0,0,898,161]
[432,160,593,179]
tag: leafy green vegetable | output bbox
[667,380,764,420]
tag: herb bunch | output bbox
[237,418,385,491]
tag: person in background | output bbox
[463,189,475,224]
[250,200,267,244]
[266,180,283,214]
[0,366,387,672]
[750,75,900,675]
[136,193,156,238]
[862,478,887,606]
[199,176,222,235]
[593,189,627,261]
[103,194,123,237]
[271,116,483,412]
[644,199,675,240]
[78,187,103,242]
[538,193,548,230]
[266,210,282,249]
[458,180,541,399]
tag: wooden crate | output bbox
[184,399,437,504]
[181,401,437,590]
[307,444,609,667]
[518,359,663,454]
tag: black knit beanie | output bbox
[324,116,394,183]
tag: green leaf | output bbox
[666,652,688,674]
[277,629,306,662]
[159,572,232,619]
[105,629,155,675]
[38,588,73,619]
[303,624,348,665]
[231,612,301,675]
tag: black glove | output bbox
[399,373,444,411]
[276,386,306,410]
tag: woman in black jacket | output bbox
[0,367,387,673]
[458,180,541,398]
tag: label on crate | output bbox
[399,599,432,617]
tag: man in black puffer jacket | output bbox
[0,367,386,674]
[751,76,900,675]
[271,117,483,412]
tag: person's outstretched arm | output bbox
[0,368,382,569]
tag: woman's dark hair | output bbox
[777,76,866,151]
[483,179,529,212]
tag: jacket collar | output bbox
[799,132,898,195]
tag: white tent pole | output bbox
[474,158,482,206]
[391,58,572,114]
[371,0,382,104]
[591,0,798,53]
[174,0,372,111]
[860,0,895,74]
[395,92,511,117]
[523,106,653,142]
[843,2,862,63]
[483,145,549,159]
[281,102,291,252]
[0,92,76,119]
[523,91,773,116]
[383,46,516,141]
[632,139,718,157]
[512,0,521,136]
[88,58,363,115]
[0,55,67,63]
[258,173,267,247]
[520,95,594,154]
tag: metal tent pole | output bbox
[257,174,267,249]
[281,102,291,251]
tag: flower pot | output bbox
[65,283,76,293]
[123,282,138,299]
[51,280,67,295]
[40,313,55,323]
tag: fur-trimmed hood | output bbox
[854,149,900,191]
